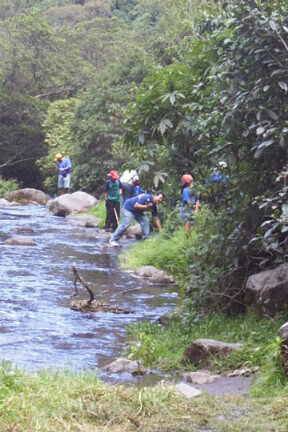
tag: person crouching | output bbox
[109,192,164,246]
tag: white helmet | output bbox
[218,161,227,169]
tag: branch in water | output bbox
[72,266,95,303]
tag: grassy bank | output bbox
[89,200,106,228]
[120,211,288,399]
[127,314,283,371]
[0,363,288,431]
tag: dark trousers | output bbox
[105,200,120,231]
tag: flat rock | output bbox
[174,383,202,399]
[6,188,49,205]
[184,339,243,365]
[104,358,146,375]
[47,191,97,217]
[134,265,174,284]
[182,371,220,385]
[15,226,34,234]
[245,263,288,315]
[66,214,99,228]
[5,236,36,246]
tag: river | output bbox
[0,204,177,377]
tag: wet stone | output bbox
[182,370,220,385]
[134,266,174,284]
[5,236,37,246]
[104,358,146,375]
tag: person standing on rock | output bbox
[55,153,72,195]
[105,170,122,232]
[109,192,164,247]
[180,174,200,232]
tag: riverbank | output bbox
[120,222,288,402]
[0,364,287,431]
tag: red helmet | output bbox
[108,170,119,180]
[181,174,193,185]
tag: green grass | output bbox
[0,363,288,431]
[0,177,19,197]
[121,228,190,283]
[127,313,287,378]
[89,200,106,228]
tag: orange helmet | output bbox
[181,174,193,185]
[108,170,120,180]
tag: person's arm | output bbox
[153,216,162,231]
[134,202,153,211]
[194,192,201,212]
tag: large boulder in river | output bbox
[6,188,49,205]
[183,339,242,365]
[245,264,288,315]
[47,191,97,217]
[134,265,174,284]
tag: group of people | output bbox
[104,170,163,247]
[54,152,228,247]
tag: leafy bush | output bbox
[0,177,19,197]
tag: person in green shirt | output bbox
[104,170,122,231]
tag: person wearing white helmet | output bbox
[208,161,229,184]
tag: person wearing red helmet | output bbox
[180,174,200,232]
[104,170,122,231]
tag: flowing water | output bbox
[0,204,177,378]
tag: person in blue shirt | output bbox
[206,161,229,207]
[55,153,72,195]
[180,174,200,232]
[109,192,164,246]
[207,161,229,185]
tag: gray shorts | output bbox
[58,174,71,189]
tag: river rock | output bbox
[47,191,97,217]
[15,226,34,234]
[5,236,36,246]
[183,339,243,365]
[134,266,174,284]
[104,358,146,375]
[6,188,49,205]
[0,198,12,207]
[66,214,99,228]
[182,370,220,385]
[125,224,142,239]
[245,263,288,315]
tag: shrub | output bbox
[0,177,19,197]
